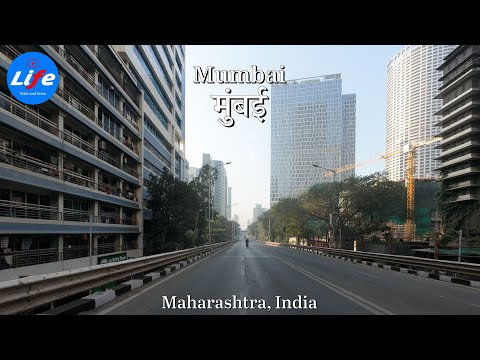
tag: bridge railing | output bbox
[281,243,480,279]
[0,241,235,315]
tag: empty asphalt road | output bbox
[86,240,480,315]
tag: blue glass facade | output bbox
[270,74,356,205]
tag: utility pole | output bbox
[89,214,93,266]
[208,162,231,244]
[268,217,271,242]
[208,168,211,244]
[313,164,337,248]
[457,230,463,262]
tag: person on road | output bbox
[245,237,249,247]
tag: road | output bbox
[86,240,480,315]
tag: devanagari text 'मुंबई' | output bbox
[211,86,269,127]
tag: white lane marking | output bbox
[241,257,245,276]
[273,255,395,315]
[95,246,230,315]
[468,303,480,308]
[353,270,380,279]
[224,256,270,258]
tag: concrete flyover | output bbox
[83,240,480,315]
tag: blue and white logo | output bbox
[7,52,59,105]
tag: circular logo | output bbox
[7,51,59,105]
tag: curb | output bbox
[288,246,480,289]
[41,249,217,315]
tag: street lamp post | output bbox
[452,229,463,262]
[313,164,338,248]
[208,162,231,244]
[226,203,237,242]
[89,214,93,267]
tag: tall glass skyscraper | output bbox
[270,74,356,205]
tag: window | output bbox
[175,114,182,128]
[161,45,174,69]
[133,46,172,112]
[144,140,171,168]
[175,74,182,90]
[175,53,183,74]
[175,94,182,110]
[137,81,169,129]
[148,46,173,88]
[98,75,120,108]
[144,115,172,152]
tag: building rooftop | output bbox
[273,73,342,86]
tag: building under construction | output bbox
[387,180,439,239]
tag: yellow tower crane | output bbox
[402,137,442,240]
[324,137,442,241]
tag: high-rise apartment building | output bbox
[0,45,186,281]
[114,45,186,242]
[234,214,239,223]
[435,45,480,230]
[386,45,456,181]
[213,160,228,217]
[203,153,229,218]
[188,166,199,182]
[227,187,232,220]
[252,204,266,223]
[270,74,356,205]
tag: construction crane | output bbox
[323,137,442,241]
[403,137,442,240]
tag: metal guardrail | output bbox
[0,241,234,315]
[281,244,480,278]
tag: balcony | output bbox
[0,45,21,61]
[0,91,58,136]
[0,199,138,225]
[444,166,480,179]
[97,180,120,197]
[56,87,97,123]
[95,213,138,226]
[98,149,121,169]
[1,247,59,269]
[50,46,140,131]
[0,241,139,270]
[437,139,480,158]
[0,200,59,221]
[55,87,139,154]
[0,88,140,172]
[63,130,96,156]
[0,146,59,178]
[0,145,138,203]
[436,153,480,169]
[87,45,140,107]
[451,193,479,202]
[51,45,96,88]
[447,179,480,191]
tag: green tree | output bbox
[145,169,205,254]
[437,176,480,244]
[301,172,405,244]
[189,164,218,245]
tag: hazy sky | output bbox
[185,45,404,229]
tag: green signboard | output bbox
[97,252,128,265]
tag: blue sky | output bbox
[185,45,404,229]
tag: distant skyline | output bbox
[185,45,404,229]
